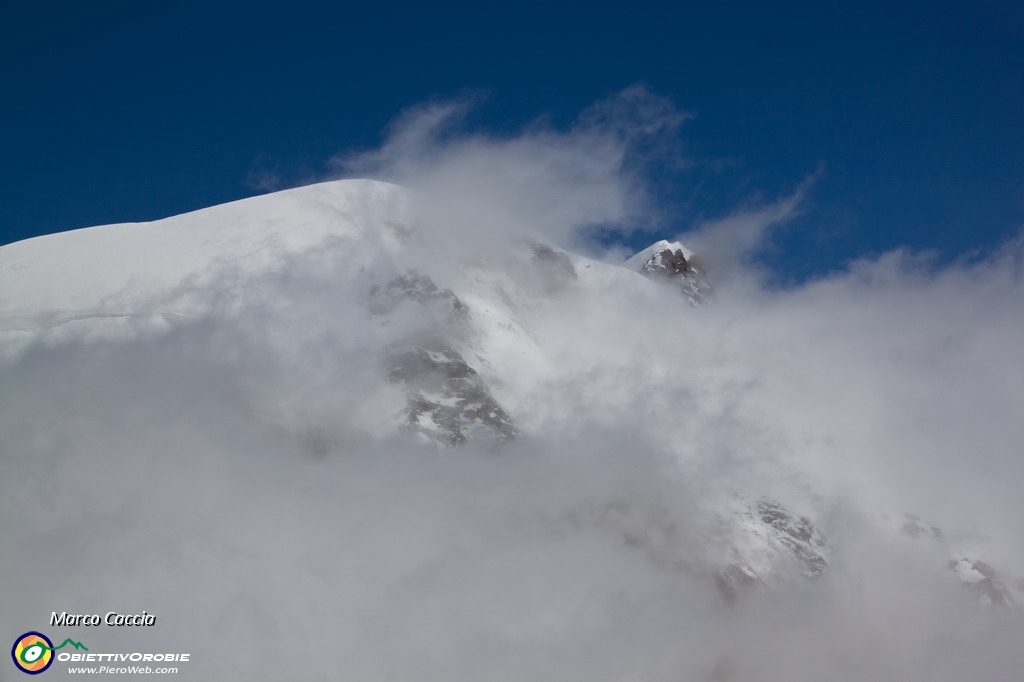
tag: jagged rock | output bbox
[898,512,1019,609]
[949,556,1017,608]
[644,248,710,303]
[386,339,518,446]
[643,247,694,279]
[553,495,830,601]
[715,497,830,601]
[625,240,711,304]
[755,498,829,578]
[368,270,469,321]
[368,270,515,447]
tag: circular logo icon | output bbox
[11,632,54,675]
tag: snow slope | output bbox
[0,180,406,315]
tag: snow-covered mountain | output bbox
[2,179,1021,680]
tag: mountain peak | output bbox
[624,240,693,271]
[623,239,709,304]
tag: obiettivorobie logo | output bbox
[11,632,88,675]
[11,631,190,675]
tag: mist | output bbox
[2,87,1023,681]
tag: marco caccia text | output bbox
[51,611,156,626]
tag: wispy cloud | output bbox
[681,163,824,274]
[330,85,691,254]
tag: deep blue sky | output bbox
[2,1,1022,279]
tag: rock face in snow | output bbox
[369,270,517,446]
[386,337,519,446]
[624,239,710,304]
[753,498,830,578]
[949,556,1017,608]
[716,498,830,599]
[546,492,832,601]
[369,270,470,320]
[900,513,1022,608]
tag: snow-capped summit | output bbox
[624,239,694,270]
[624,239,710,303]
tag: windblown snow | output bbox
[2,179,1023,681]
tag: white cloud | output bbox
[680,164,823,282]
[331,85,689,257]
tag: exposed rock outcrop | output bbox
[625,240,711,304]
[369,270,518,447]
[386,339,518,446]
[368,270,469,321]
[949,556,1017,608]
